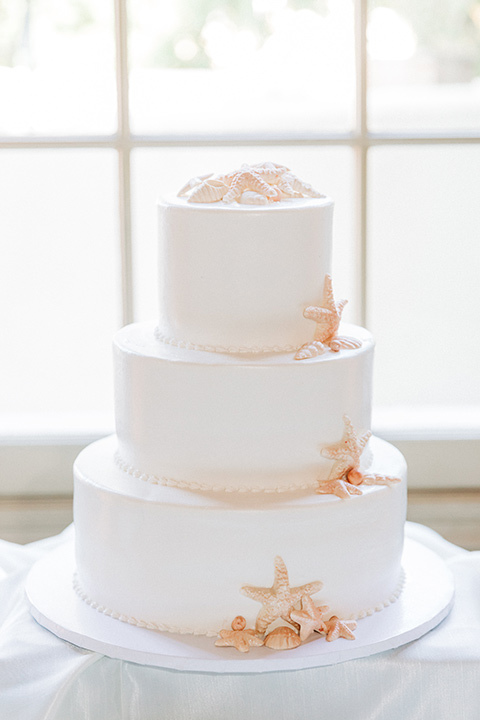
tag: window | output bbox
[1,0,479,498]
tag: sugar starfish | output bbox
[320,415,371,488]
[295,275,362,360]
[324,616,357,642]
[222,169,278,204]
[241,556,323,635]
[289,596,329,642]
[215,616,264,653]
[306,274,347,342]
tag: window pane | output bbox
[128,1,355,136]
[0,149,119,428]
[0,0,116,135]
[367,1,480,132]
[368,145,480,409]
[131,146,358,323]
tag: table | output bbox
[1,522,479,720]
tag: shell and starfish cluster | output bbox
[177,162,325,205]
[318,415,401,498]
[215,556,357,653]
[295,275,362,361]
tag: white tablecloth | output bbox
[1,522,479,720]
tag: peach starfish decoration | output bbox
[289,595,329,642]
[241,556,323,635]
[318,416,401,497]
[324,616,357,642]
[222,168,279,204]
[295,275,362,360]
[215,616,264,653]
[317,415,371,497]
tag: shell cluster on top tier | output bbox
[177,162,326,205]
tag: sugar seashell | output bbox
[346,469,363,486]
[177,173,213,197]
[361,473,401,486]
[188,179,228,203]
[276,175,303,198]
[239,191,269,205]
[329,336,362,352]
[282,172,324,198]
[264,626,301,650]
[231,615,247,631]
[294,341,327,360]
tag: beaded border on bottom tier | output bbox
[72,569,405,637]
[72,574,219,637]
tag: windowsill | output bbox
[0,406,478,496]
[0,412,114,445]
[373,405,480,442]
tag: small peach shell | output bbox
[329,336,362,352]
[347,469,363,486]
[294,341,327,360]
[231,615,247,631]
[188,179,228,203]
[264,626,301,650]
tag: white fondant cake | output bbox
[73,164,407,642]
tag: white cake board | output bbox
[26,536,454,674]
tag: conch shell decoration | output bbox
[215,556,358,654]
[295,274,362,360]
[177,162,325,205]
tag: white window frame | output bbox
[0,0,479,497]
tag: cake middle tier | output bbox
[114,322,374,492]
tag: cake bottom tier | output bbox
[73,435,407,637]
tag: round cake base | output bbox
[26,535,454,674]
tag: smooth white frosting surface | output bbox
[74,435,407,636]
[114,321,374,492]
[157,196,333,351]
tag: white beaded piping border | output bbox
[72,573,218,637]
[72,568,405,637]
[114,451,319,494]
[154,327,297,355]
[345,568,405,620]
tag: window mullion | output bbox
[115,0,134,326]
[354,0,368,328]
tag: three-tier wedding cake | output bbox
[72,163,407,646]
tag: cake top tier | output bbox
[157,163,333,354]
[176,161,326,205]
